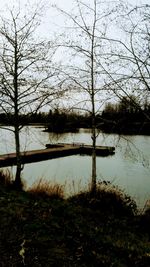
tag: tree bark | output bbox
[91,115,97,194]
[13,28,22,189]
[91,1,97,194]
[14,125,22,189]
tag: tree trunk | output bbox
[91,114,97,194]
[14,125,22,189]
[91,9,97,195]
[13,33,22,189]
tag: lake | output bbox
[0,126,150,208]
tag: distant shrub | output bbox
[68,181,137,217]
[28,178,65,200]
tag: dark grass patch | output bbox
[0,176,150,266]
[68,182,137,217]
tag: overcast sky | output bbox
[0,0,149,42]
[1,0,149,31]
[0,0,149,111]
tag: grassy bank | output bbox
[0,171,150,266]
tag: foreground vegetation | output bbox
[0,171,150,266]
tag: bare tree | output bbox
[54,0,119,193]
[0,4,61,188]
[99,3,150,122]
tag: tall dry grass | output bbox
[28,178,65,199]
[0,169,13,187]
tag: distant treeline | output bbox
[100,97,150,135]
[0,110,92,132]
[44,110,92,133]
[0,96,150,135]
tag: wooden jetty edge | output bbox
[0,143,115,168]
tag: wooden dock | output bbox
[0,143,115,168]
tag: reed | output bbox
[0,169,13,187]
[28,178,65,199]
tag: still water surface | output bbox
[0,126,150,208]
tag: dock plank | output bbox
[0,143,115,167]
